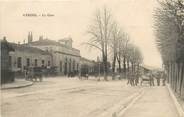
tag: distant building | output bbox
[25,35,81,75]
[80,57,96,75]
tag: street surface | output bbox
[1,77,179,117]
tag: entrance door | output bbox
[64,62,67,75]
[17,57,22,68]
[60,61,62,72]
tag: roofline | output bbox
[54,51,81,57]
[25,39,80,52]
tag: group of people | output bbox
[127,71,141,86]
[127,71,167,86]
[24,66,44,82]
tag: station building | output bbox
[5,32,97,77]
[24,33,81,75]
[9,43,52,73]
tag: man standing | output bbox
[149,72,154,86]
[162,72,167,86]
[156,72,161,86]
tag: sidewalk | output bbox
[167,84,184,117]
[1,79,33,89]
[120,86,180,117]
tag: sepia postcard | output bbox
[1,0,184,117]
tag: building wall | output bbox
[80,58,96,74]
[29,43,80,75]
[50,52,80,75]
[9,50,52,72]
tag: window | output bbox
[17,57,22,68]
[35,59,37,67]
[42,60,45,67]
[73,60,75,71]
[48,61,50,66]
[60,61,62,72]
[69,59,71,72]
[9,56,12,68]
[26,58,30,67]
[77,63,79,71]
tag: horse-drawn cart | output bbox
[140,74,154,86]
[26,67,43,82]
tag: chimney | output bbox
[28,32,33,43]
[58,37,73,48]
[3,36,6,41]
[39,35,43,41]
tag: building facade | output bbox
[9,43,52,73]
[25,35,81,75]
[80,57,96,75]
[6,33,98,77]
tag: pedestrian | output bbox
[162,72,167,86]
[78,71,81,80]
[127,71,130,85]
[86,73,89,80]
[130,73,135,86]
[135,71,140,86]
[156,72,161,86]
[149,72,154,86]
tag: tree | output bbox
[116,31,130,79]
[116,31,124,75]
[154,0,184,98]
[128,45,143,73]
[121,33,130,74]
[86,7,113,81]
[109,22,122,79]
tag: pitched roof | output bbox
[27,39,63,46]
[24,39,80,52]
[80,57,96,64]
[10,43,51,55]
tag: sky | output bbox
[0,0,162,68]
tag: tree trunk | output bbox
[117,59,121,73]
[117,57,121,80]
[181,63,184,99]
[171,62,174,89]
[179,63,184,97]
[123,56,126,75]
[131,62,134,73]
[103,56,108,81]
[127,59,130,72]
[112,54,117,80]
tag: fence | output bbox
[167,62,184,99]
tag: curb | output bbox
[166,84,184,117]
[1,81,34,90]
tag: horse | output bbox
[27,67,43,82]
